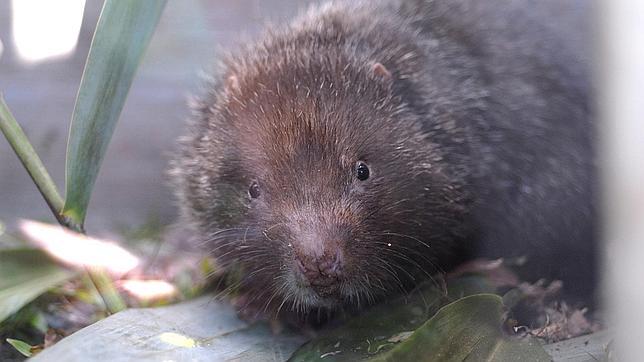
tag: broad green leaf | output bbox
[29,297,307,362]
[26,280,595,361]
[291,292,549,361]
[0,249,75,323]
[63,0,167,227]
[289,276,495,361]
[377,294,550,362]
[6,338,35,357]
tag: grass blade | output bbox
[63,0,167,228]
[0,96,65,225]
[6,338,35,357]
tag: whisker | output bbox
[381,232,432,250]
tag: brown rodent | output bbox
[173,0,596,317]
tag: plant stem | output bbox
[87,266,127,312]
[0,95,67,226]
[0,94,126,314]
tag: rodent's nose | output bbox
[295,249,344,292]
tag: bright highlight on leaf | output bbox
[19,220,139,276]
[159,332,197,348]
[120,279,177,301]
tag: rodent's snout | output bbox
[294,247,345,297]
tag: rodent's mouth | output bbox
[285,270,356,309]
[291,289,346,312]
[292,285,344,309]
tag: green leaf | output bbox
[0,249,75,323]
[63,0,167,227]
[376,294,550,362]
[27,282,568,361]
[28,297,307,362]
[291,293,549,361]
[289,276,496,361]
[6,338,35,357]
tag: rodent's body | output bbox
[174,0,596,316]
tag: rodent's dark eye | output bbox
[355,162,370,181]
[248,181,261,198]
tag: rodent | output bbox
[172,0,596,317]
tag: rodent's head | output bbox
[174,29,470,314]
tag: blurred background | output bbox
[0,0,318,234]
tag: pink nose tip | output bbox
[296,249,344,291]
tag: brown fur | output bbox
[173,0,595,318]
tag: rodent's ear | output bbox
[371,62,392,81]
[226,74,240,92]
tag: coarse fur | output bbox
[172,0,596,318]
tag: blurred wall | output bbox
[0,0,318,233]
